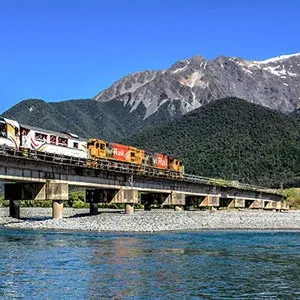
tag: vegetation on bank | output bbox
[283,188,300,209]
[0,191,89,208]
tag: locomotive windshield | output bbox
[0,122,7,138]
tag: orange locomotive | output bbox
[87,138,183,173]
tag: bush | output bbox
[67,190,86,208]
[72,200,89,209]
[21,200,52,207]
[0,196,9,207]
[284,188,300,209]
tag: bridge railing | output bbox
[0,144,282,195]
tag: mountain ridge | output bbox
[95,53,300,121]
[1,97,180,141]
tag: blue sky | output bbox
[0,0,299,114]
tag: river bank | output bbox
[1,208,300,232]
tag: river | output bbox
[1,228,300,299]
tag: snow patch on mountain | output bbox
[264,65,287,76]
[172,63,189,74]
[254,53,300,64]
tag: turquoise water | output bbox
[1,229,300,299]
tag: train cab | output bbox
[88,138,107,158]
[0,117,20,149]
[169,156,184,173]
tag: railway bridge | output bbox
[0,147,286,219]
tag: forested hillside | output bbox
[2,98,136,140]
[1,98,180,141]
[124,97,300,188]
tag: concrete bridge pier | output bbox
[281,201,289,210]
[86,188,138,214]
[249,199,265,209]
[5,183,24,219]
[157,191,185,210]
[52,200,64,219]
[144,202,152,211]
[5,182,45,219]
[199,195,220,209]
[141,193,153,211]
[123,190,138,215]
[4,181,68,219]
[47,182,68,219]
[86,190,102,215]
[265,200,281,211]
[125,204,134,215]
[174,205,182,211]
[219,198,232,209]
[141,192,185,211]
[227,198,245,209]
[9,200,20,219]
[90,202,99,215]
[184,196,202,210]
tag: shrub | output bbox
[72,200,89,209]
[0,196,9,207]
[284,188,300,209]
[68,190,85,208]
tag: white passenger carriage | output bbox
[0,117,89,159]
[20,124,89,159]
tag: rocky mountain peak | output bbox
[94,53,300,120]
[188,55,206,65]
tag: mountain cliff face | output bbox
[95,53,300,120]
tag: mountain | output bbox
[1,98,159,141]
[123,97,300,188]
[95,53,300,121]
[3,53,300,141]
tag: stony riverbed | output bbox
[1,208,300,232]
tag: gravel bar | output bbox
[1,208,300,232]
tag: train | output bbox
[0,117,184,175]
